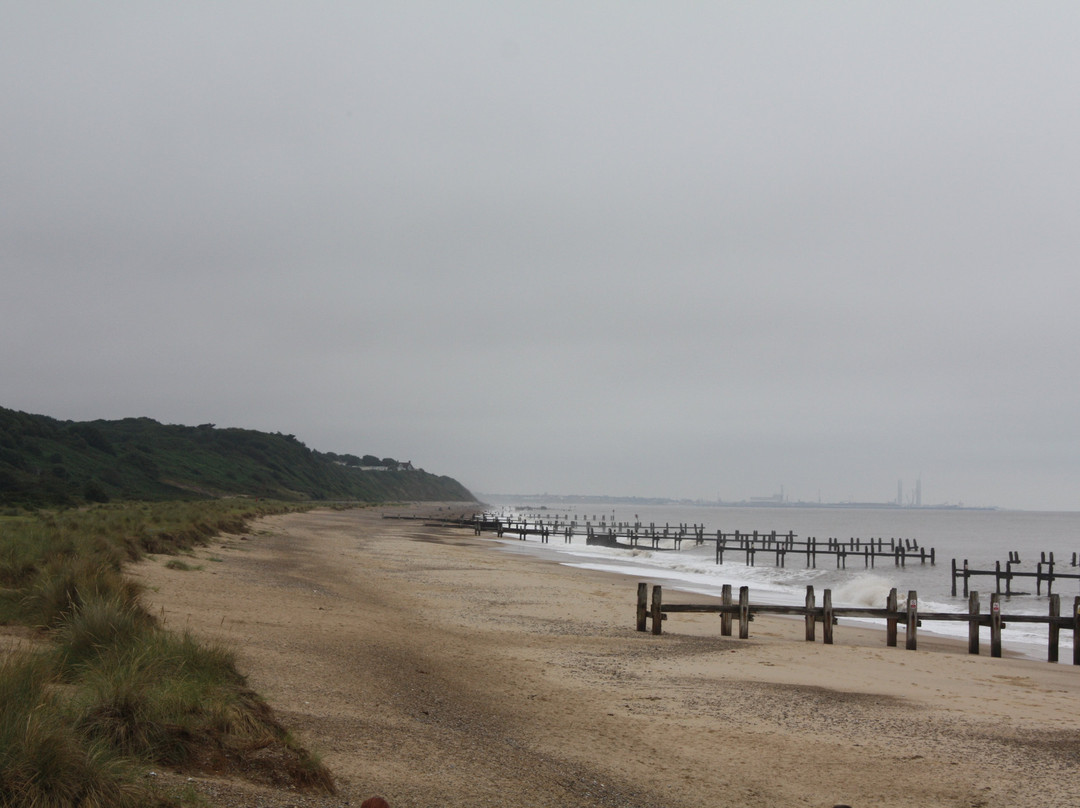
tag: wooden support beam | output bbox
[990,593,1002,658]
[651,585,663,636]
[636,582,648,632]
[886,588,898,647]
[1048,594,1060,664]
[1073,597,1080,666]
[720,584,732,637]
[968,591,979,655]
[823,589,834,645]
[738,586,750,639]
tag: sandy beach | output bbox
[133,505,1080,808]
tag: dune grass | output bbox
[0,499,335,807]
[0,653,146,808]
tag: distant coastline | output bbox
[480,493,998,511]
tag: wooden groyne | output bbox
[714,530,934,569]
[468,515,705,549]
[637,583,1080,664]
[463,514,936,570]
[952,552,1080,597]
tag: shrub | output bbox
[84,482,111,503]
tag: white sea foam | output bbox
[830,574,897,606]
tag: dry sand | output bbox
[133,505,1080,808]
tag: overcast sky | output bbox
[3,4,1079,510]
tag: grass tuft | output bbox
[52,593,157,678]
[0,655,148,808]
[21,555,143,629]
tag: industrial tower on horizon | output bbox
[897,477,922,507]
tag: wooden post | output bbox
[738,586,750,639]
[651,585,663,636]
[823,589,834,645]
[636,582,648,632]
[905,590,918,651]
[886,588,898,647]
[1074,597,1080,666]
[720,584,733,636]
[805,586,816,641]
[989,593,1002,658]
[1048,594,1060,663]
[951,558,957,596]
[967,591,980,654]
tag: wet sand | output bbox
[134,505,1080,807]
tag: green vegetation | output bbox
[0,500,334,807]
[0,405,473,804]
[0,406,475,508]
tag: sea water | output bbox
[481,498,1080,662]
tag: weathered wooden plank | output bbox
[660,604,726,613]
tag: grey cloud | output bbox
[3,3,1080,509]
